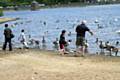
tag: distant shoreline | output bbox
[44,3,120,10]
[2,3,120,11]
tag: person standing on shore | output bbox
[3,24,13,51]
[18,29,29,49]
[75,20,93,56]
[59,30,67,55]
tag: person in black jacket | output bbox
[59,30,67,55]
[2,24,13,51]
[75,20,93,56]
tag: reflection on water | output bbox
[0,4,120,54]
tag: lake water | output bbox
[0,4,120,54]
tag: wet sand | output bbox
[0,49,120,80]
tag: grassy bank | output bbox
[0,49,120,80]
[0,8,3,16]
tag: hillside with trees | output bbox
[0,0,120,7]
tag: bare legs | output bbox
[76,46,85,56]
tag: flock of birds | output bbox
[5,16,120,56]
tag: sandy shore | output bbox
[0,49,120,80]
[0,18,19,24]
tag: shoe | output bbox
[25,47,29,49]
[74,54,79,57]
[64,52,69,54]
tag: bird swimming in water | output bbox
[43,21,46,26]
[95,38,99,44]
[68,31,72,36]
[94,19,99,23]
[116,41,119,46]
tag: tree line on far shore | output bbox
[0,0,120,7]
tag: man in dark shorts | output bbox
[3,24,13,51]
[75,20,93,55]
